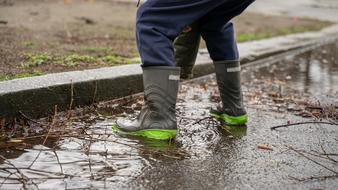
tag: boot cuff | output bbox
[214,60,240,69]
[142,66,181,72]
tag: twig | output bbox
[320,145,338,163]
[43,106,57,145]
[53,150,64,173]
[320,153,338,156]
[288,146,338,175]
[28,105,58,169]
[271,121,337,130]
[289,174,338,182]
[19,111,46,126]
[83,131,94,179]
[0,176,70,180]
[297,150,338,164]
[69,81,74,110]
[0,170,15,189]
[0,155,29,190]
[192,116,214,125]
[92,80,98,104]
[0,167,73,176]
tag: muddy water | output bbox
[1,42,338,189]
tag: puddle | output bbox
[244,42,338,96]
[1,42,338,189]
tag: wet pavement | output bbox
[248,0,338,22]
[0,42,338,189]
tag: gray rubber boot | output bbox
[114,66,181,140]
[210,60,247,125]
[174,22,201,79]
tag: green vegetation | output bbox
[0,71,44,82]
[19,52,140,70]
[236,25,327,42]
[8,53,140,82]
[101,55,123,64]
[21,53,52,69]
[59,54,139,66]
[60,54,96,67]
[101,55,140,65]
[81,47,113,53]
[80,47,140,64]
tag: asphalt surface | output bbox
[248,0,338,22]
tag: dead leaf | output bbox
[64,0,72,4]
[257,144,273,151]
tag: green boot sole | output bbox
[112,124,177,140]
[210,113,248,126]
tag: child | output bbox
[115,0,255,140]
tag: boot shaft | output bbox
[214,60,246,116]
[115,66,181,135]
[142,66,180,112]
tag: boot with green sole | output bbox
[113,66,181,140]
[210,60,248,126]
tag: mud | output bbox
[0,42,337,189]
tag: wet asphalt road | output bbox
[248,0,338,22]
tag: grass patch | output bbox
[81,47,113,53]
[236,25,328,42]
[101,55,122,64]
[0,71,44,82]
[57,54,138,67]
[80,47,140,64]
[60,54,96,67]
[21,53,52,69]
[101,55,140,65]
[20,52,139,70]
[1,53,139,81]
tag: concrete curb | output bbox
[1,25,338,118]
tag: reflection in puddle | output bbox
[0,121,148,189]
[244,42,338,97]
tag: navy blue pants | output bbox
[136,0,255,67]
